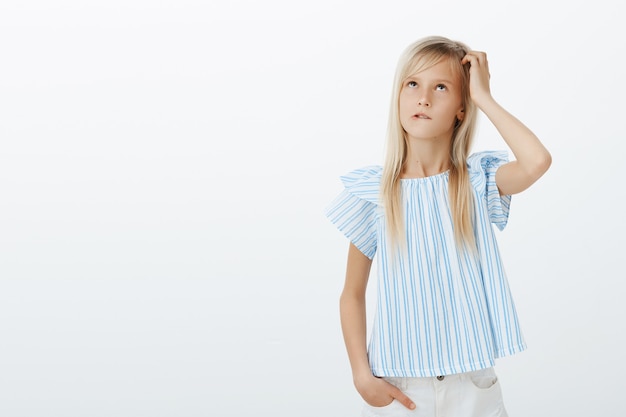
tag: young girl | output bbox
[325,36,551,416]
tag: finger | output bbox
[462,51,487,66]
[391,387,416,410]
[468,51,487,60]
[475,52,488,67]
[461,54,476,65]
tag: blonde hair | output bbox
[381,36,477,250]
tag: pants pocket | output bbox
[464,368,508,416]
[361,378,407,417]
[467,367,498,389]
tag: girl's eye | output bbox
[407,81,417,88]
[436,84,447,91]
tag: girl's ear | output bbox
[455,109,464,127]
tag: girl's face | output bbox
[399,57,465,143]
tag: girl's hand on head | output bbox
[354,373,416,410]
[461,51,493,108]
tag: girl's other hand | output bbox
[354,373,416,410]
[461,51,493,107]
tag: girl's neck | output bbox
[401,137,452,179]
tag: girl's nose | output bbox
[418,97,431,107]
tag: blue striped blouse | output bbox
[325,151,526,377]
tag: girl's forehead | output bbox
[405,57,460,81]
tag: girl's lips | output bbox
[413,113,431,119]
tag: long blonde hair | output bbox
[381,36,477,250]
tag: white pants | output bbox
[362,367,508,417]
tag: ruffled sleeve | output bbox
[467,151,511,231]
[324,166,382,259]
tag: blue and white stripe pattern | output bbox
[325,151,526,377]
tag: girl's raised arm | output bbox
[462,51,552,195]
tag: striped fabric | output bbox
[325,151,526,377]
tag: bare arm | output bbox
[462,51,552,195]
[340,243,415,410]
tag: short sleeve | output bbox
[324,166,382,259]
[467,151,511,231]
